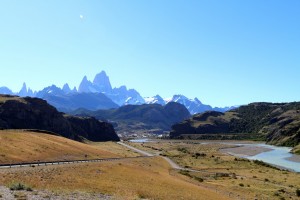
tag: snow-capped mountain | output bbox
[36,85,66,97]
[0,70,236,114]
[164,95,212,114]
[144,95,166,105]
[78,71,113,94]
[77,71,145,106]
[106,86,145,106]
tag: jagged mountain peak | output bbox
[36,84,65,98]
[18,82,28,97]
[194,97,202,104]
[78,76,95,93]
[62,83,72,94]
[83,75,88,80]
[93,70,112,94]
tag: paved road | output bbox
[117,142,154,156]
[0,142,153,170]
[0,142,205,173]
[119,142,204,173]
[0,156,149,169]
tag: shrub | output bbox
[9,182,32,191]
[239,183,244,187]
[194,176,204,182]
[296,189,300,197]
[278,189,285,193]
[179,170,192,178]
[193,152,206,158]
[253,160,280,170]
[177,147,188,154]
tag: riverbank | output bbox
[219,145,273,157]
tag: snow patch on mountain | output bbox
[144,95,166,105]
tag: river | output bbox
[129,139,300,172]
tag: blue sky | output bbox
[0,0,299,107]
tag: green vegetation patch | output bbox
[253,160,281,170]
[8,182,33,191]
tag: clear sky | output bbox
[0,0,299,107]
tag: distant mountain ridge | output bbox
[72,102,191,135]
[0,70,235,114]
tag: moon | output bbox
[80,14,84,20]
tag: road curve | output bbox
[117,142,154,156]
[120,142,204,173]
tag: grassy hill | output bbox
[0,130,122,164]
[170,102,300,149]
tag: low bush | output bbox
[179,170,192,178]
[296,188,300,197]
[253,160,280,170]
[9,182,32,191]
[194,176,204,182]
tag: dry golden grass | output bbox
[0,130,125,164]
[0,157,229,200]
[87,141,140,157]
[0,96,26,104]
[130,141,300,200]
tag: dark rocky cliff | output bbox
[0,95,119,141]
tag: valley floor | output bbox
[0,130,228,200]
[1,130,299,199]
[126,140,300,200]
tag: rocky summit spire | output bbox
[78,76,96,93]
[62,83,72,94]
[93,70,112,94]
[18,82,28,97]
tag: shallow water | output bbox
[244,143,300,172]
[129,139,300,172]
[129,138,150,143]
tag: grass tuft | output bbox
[8,182,32,191]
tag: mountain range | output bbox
[0,70,236,114]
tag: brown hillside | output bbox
[0,130,118,164]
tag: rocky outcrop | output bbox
[0,95,119,141]
[170,102,300,147]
